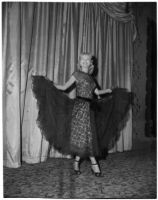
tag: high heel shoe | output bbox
[74,160,81,175]
[91,163,102,177]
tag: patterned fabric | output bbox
[70,99,93,156]
[70,71,96,157]
[73,71,96,99]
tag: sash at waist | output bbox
[76,96,92,102]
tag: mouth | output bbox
[83,63,89,66]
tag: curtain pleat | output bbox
[3,2,134,168]
[3,3,21,167]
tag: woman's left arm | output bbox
[94,88,112,96]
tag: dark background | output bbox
[132,2,156,149]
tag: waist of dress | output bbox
[76,96,93,102]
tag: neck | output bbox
[81,70,88,74]
[80,67,89,74]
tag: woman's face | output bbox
[79,55,92,71]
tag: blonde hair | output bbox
[78,53,94,75]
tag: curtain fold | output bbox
[98,3,134,22]
[98,3,137,41]
[3,3,21,167]
[3,2,135,168]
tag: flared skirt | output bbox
[31,75,132,158]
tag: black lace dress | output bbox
[70,71,98,157]
[32,71,132,158]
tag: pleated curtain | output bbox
[3,2,136,168]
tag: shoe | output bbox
[91,163,102,177]
[74,160,81,175]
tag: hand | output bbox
[29,68,36,76]
[106,89,112,93]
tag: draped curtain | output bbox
[3,2,135,168]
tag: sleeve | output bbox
[72,71,79,80]
[93,78,100,94]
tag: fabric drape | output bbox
[3,2,135,168]
[98,3,134,22]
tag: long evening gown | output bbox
[32,71,132,158]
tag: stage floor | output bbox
[3,146,156,198]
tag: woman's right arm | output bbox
[54,75,76,91]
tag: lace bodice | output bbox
[73,71,96,99]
